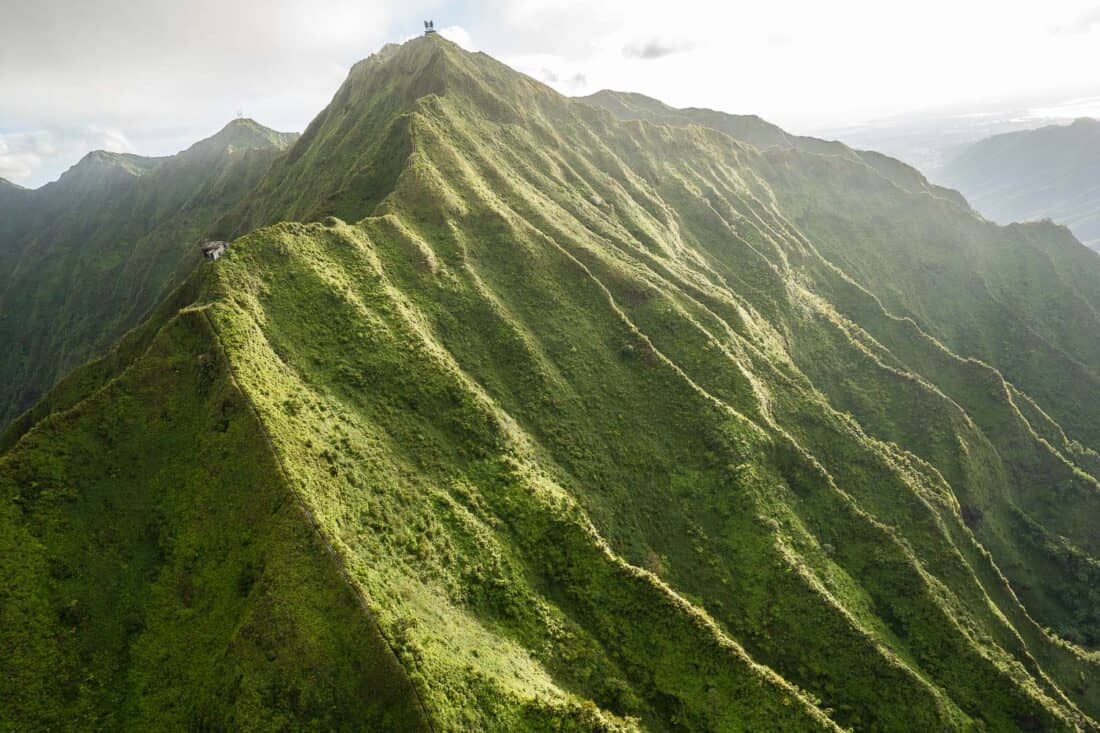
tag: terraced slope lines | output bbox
[2,35,1099,731]
[941,118,1100,250]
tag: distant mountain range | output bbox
[2,36,1100,731]
[938,118,1100,250]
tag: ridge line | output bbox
[199,307,439,733]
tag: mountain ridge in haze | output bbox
[2,35,1099,731]
[940,117,1100,250]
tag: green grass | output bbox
[0,306,426,730]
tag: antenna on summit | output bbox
[423,20,436,35]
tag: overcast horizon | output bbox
[3,0,1100,188]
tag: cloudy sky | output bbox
[3,0,1100,187]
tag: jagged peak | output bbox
[54,149,163,189]
[340,33,562,114]
[220,33,526,232]
[346,33,452,81]
[47,119,294,194]
[74,149,161,170]
[184,117,298,157]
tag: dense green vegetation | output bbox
[580,89,969,208]
[940,117,1100,250]
[0,293,428,730]
[3,36,1099,730]
[0,119,296,426]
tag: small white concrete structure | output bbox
[201,240,229,261]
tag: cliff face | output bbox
[2,36,1099,731]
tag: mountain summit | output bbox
[185,117,299,159]
[3,36,1100,731]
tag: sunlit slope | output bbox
[0,287,428,730]
[579,88,1100,648]
[581,91,1100,452]
[757,150,1100,449]
[4,34,1100,731]
[0,119,296,426]
[580,89,969,207]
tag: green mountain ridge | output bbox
[57,149,167,186]
[0,118,298,425]
[577,89,799,151]
[3,35,1100,731]
[575,91,1100,449]
[940,118,1100,250]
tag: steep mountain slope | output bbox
[581,91,1100,459]
[3,36,1100,731]
[580,89,969,208]
[0,278,428,730]
[0,119,297,426]
[940,118,1100,250]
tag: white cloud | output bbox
[484,0,1100,134]
[1051,5,1100,33]
[623,38,693,60]
[0,135,43,182]
[438,25,476,51]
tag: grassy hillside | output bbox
[0,119,297,426]
[0,289,428,730]
[940,118,1100,250]
[580,90,969,208]
[3,35,1100,730]
[581,91,1100,459]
